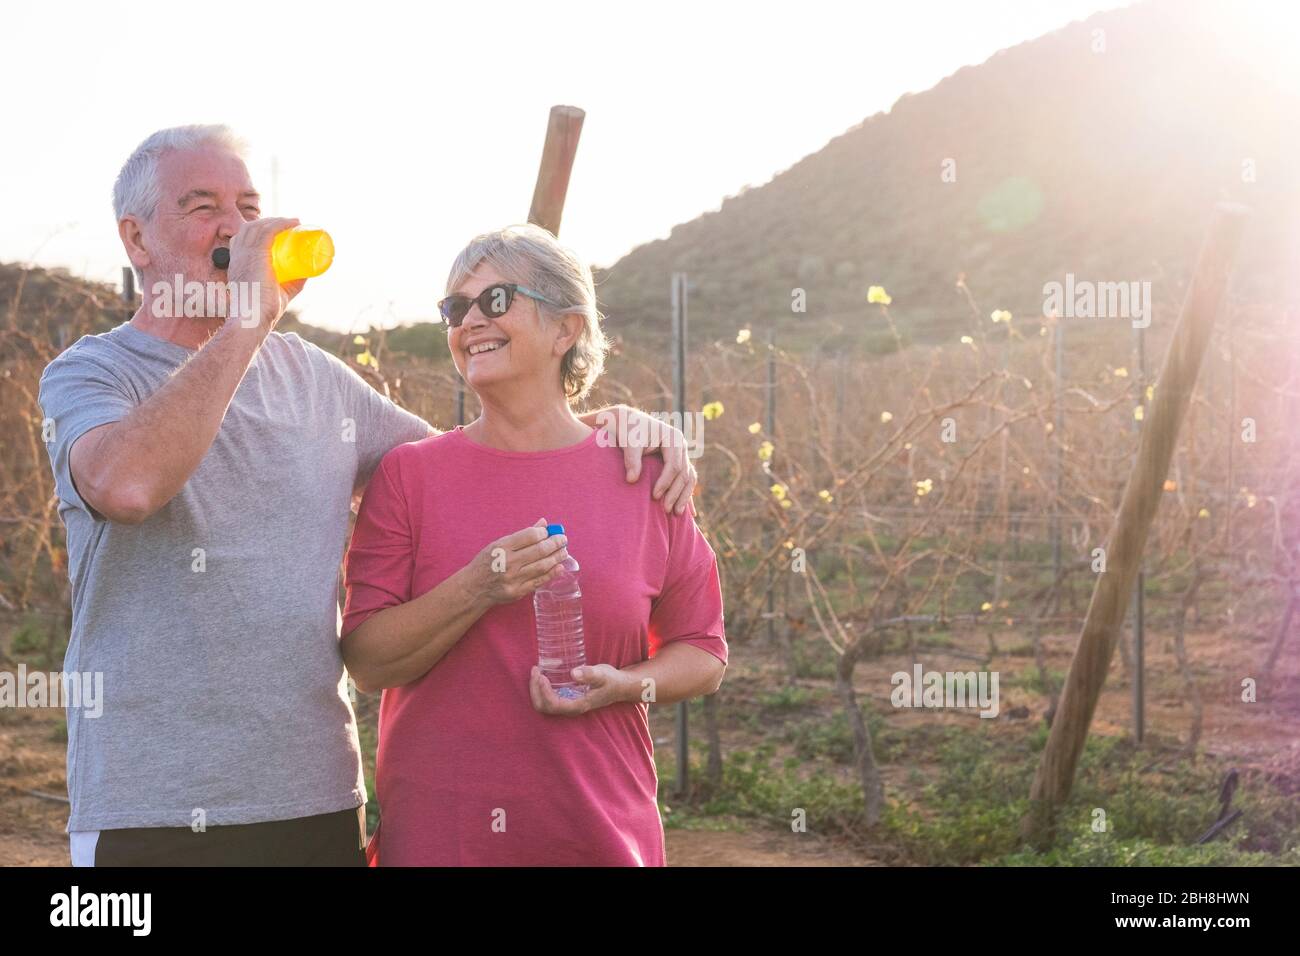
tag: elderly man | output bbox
[37,124,696,866]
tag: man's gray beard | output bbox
[147,258,232,320]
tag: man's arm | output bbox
[71,216,301,524]
[579,405,698,514]
[339,397,696,514]
[316,347,436,499]
[72,322,264,523]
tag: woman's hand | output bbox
[529,664,638,716]
[462,519,569,608]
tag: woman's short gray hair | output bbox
[113,124,247,223]
[446,224,609,403]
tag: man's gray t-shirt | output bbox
[37,322,431,831]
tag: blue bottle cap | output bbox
[546,523,565,536]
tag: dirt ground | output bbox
[0,701,871,867]
[0,705,69,866]
[3,620,1296,867]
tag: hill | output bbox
[590,0,1299,354]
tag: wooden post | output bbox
[478,102,582,431]
[671,272,689,797]
[121,266,135,322]
[765,329,777,648]
[834,352,846,470]
[527,106,586,237]
[1132,321,1147,743]
[1226,323,1237,627]
[1051,318,1065,592]
[993,316,1011,607]
[1020,203,1248,847]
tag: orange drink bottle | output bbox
[271,228,334,283]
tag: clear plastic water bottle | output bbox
[534,523,587,700]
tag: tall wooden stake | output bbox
[527,106,586,237]
[1020,203,1248,847]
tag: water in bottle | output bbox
[534,523,587,700]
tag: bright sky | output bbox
[4,0,1141,333]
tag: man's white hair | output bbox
[113,124,247,223]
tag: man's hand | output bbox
[528,664,637,716]
[226,216,307,334]
[592,406,698,515]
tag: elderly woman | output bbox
[340,224,727,866]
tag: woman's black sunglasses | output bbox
[437,282,558,328]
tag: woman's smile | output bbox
[466,339,509,362]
